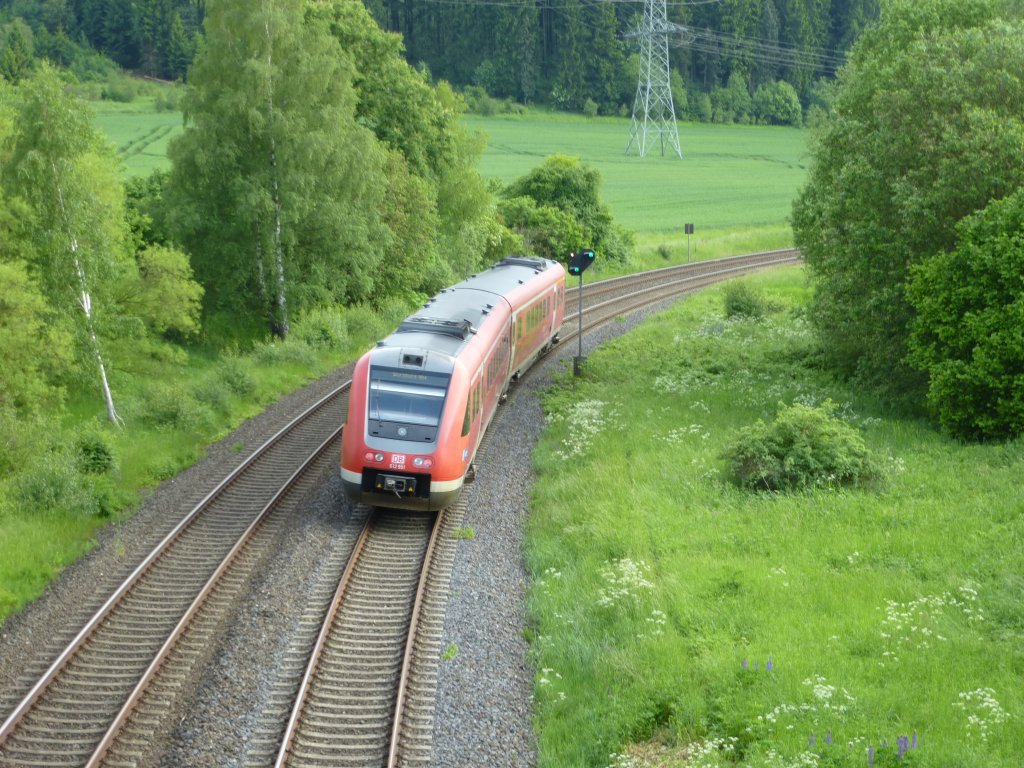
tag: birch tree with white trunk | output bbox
[2,64,133,427]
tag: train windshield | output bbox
[368,367,450,427]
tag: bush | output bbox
[723,281,775,320]
[292,305,348,350]
[583,98,599,118]
[139,381,213,430]
[216,353,256,396]
[14,451,100,516]
[191,378,232,416]
[252,338,317,366]
[76,432,116,474]
[463,85,498,116]
[102,76,137,102]
[721,401,880,491]
[154,88,179,112]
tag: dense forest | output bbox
[0,0,880,121]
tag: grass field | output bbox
[91,101,808,249]
[92,99,182,178]
[464,113,808,241]
[527,268,1023,767]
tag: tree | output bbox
[309,0,512,290]
[711,69,752,123]
[584,1,626,112]
[0,259,73,415]
[503,155,633,264]
[498,195,581,263]
[0,86,71,416]
[552,0,585,111]
[2,64,131,425]
[0,19,34,83]
[492,0,539,103]
[792,0,1024,405]
[752,79,802,125]
[907,188,1024,440]
[165,0,390,338]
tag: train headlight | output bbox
[365,452,385,462]
[413,457,433,468]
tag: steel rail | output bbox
[386,509,445,768]
[562,250,801,339]
[0,383,350,749]
[271,512,374,768]
[85,425,344,767]
[564,248,800,302]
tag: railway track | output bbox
[562,248,800,343]
[0,388,349,767]
[0,249,798,768]
[271,510,443,768]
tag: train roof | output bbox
[371,257,561,370]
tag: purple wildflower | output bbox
[912,731,918,749]
[826,731,833,745]
[766,657,773,671]
[742,658,748,670]
[867,745,874,766]
[809,734,816,747]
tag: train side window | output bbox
[461,398,471,436]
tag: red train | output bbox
[340,257,566,511]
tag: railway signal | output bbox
[568,248,595,276]
[569,249,595,375]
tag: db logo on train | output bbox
[389,454,406,470]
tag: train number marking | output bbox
[389,454,406,469]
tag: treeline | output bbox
[794,0,1024,441]
[0,0,879,124]
[364,0,880,120]
[0,0,201,81]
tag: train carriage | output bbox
[340,256,566,511]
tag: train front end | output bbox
[340,346,468,512]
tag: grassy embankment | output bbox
[527,267,1023,767]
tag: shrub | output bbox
[583,98,599,118]
[139,381,213,430]
[76,432,116,474]
[252,338,317,366]
[191,378,232,416]
[463,85,498,116]
[102,76,137,102]
[657,244,673,260]
[14,451,100,516]
[721,401,880,491]
[723,281,774,320]
[216,353,256,396]
[154,89,179,112]
[293,305,348,350]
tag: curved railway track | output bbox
[0,249,798,768]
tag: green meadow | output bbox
[464,112,807,243]
[93,102,807,254]
[93,99,183,178]
[527,267,1024,767]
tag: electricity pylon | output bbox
[625,0,682,158]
